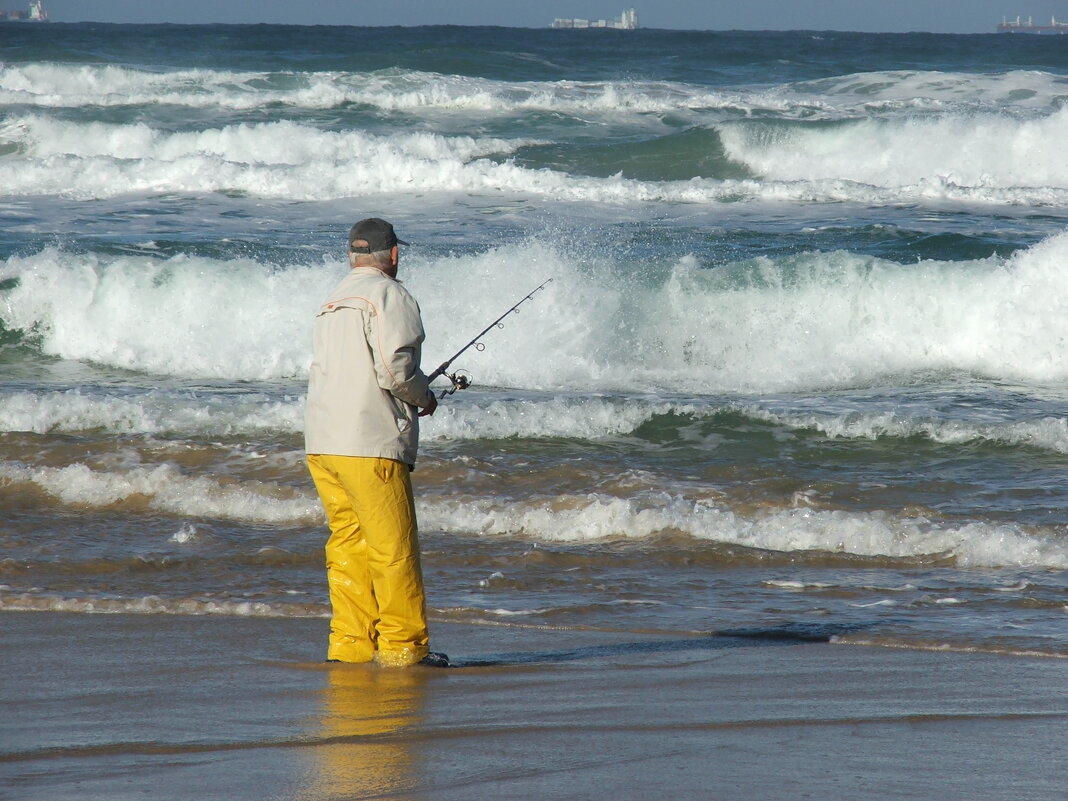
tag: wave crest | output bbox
[6,233,1068,389]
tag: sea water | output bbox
[2,24,1068,657]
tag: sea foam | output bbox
[1,247,323,380]
[5,63,1065,117]
[0,115,526,201]
[720,106,1068,190]
[0,592,327,618]
[0,388,304,437]
[413,233,1068,392]
[4,66,1068,207]
[6,232,1068,390]
[1,459,321,524]
[420,493,1068,569]
[5,387,1068,457]
[6,454,1066,569]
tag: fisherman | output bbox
[304,217,446,667]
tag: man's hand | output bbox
[418,392,438,417]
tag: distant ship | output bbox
[0,0,47,22]
[997,14,1068,33]
[552,7,638,29]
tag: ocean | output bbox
[3,23,1068,660]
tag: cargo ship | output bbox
[997,14,1068,33]
[552,7,638,29]
[0,0,47,21]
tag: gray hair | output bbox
[350,248,394,269]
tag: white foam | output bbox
[783,69,1068,114]
[5,453,1066,568]
[0,63,688,114]
[0,248,324,380]
[7,232,1068,392]
[4,64,1068,207]
[0,388,304,435]
[0,115,527,200]
[0,64,370,111]
[420,492,1068,569]
[426,395,678,441]
[720,106,1068,190]
[5,63,1065,118]
[5,385,1068,459]
[0,592,328,618]
[743,406,1068,454]
[414,233,1068,392]
[0,62,851,116]
[0,459,322,524]
[485,607,553,617]
[6,384,1068,459]
[992,581,1030,592]
[169,522,200,544]
[763,580,834,590]
[3,104,1068,207]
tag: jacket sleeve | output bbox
[366,285,434,408]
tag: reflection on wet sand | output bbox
[297,665,429,800]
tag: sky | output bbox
[31,0,1068,33]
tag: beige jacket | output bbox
[304,266,434,465]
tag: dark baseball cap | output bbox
[348,218,409,253]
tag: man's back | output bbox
[304,266,431,465]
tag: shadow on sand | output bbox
[448,621,876,668]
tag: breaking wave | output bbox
[7,232,1068,390]
[2,66,1068,205]
[4,456,1067,569]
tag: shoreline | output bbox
[4,610,1068,800]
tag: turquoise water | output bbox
[2,24,1068,657]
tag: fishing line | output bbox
[428,277,553,399]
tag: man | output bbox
[305,217,445,667]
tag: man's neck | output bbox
[352,263,397,280]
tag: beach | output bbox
[4,610,1068,800]
[4,22,1068,799]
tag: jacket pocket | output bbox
[386,391,412,433]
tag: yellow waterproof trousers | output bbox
[306,454,429,666]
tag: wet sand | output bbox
[3,610,1067,800]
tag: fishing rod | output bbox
[428,277,553,399]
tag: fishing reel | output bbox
[437,370,472,399]
[427,277,551,402]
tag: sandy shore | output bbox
[3,610,1067,800]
